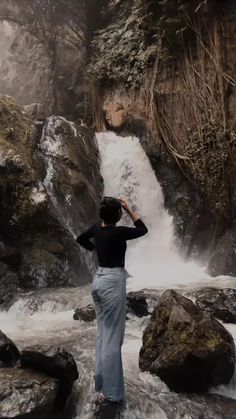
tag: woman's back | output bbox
[77,218,148,268]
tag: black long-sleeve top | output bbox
[76,218,148,268]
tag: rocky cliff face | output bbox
[89,0,236,272]
[0,96,102,308]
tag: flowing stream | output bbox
[1,130,236,418]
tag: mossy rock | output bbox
[88,0,158,87]
[139,290,235,392]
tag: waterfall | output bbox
[96,131,208,290]
[39,116,77,238]
[38,116,98,276]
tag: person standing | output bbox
[76,196,148,408]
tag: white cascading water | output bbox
[96,132,208,290]
[39,116,78,237]
[1,128,236,418]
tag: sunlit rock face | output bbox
[0,96,102,307]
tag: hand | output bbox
[119,196,130,212]
[119,195,140,223]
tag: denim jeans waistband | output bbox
[97,266,125,273]
[96,266,131,278]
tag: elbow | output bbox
[76,236,82,244]
[139,227,148,238]
[76,236,94,251]
[76,236,87,247]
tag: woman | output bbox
[76,196,148,407]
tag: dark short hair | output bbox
[99,196,122,224]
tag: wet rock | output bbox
[127,291,149,317]
[73,291,159,322]
[0,262,21,309]
[208,224,236,276]
[127,289,161,316]
[11,287,90,315]
[127,366,236,419]
[0,241,22,268]
[0,367,58,419]
[150,152,218,259]
[73,304,96,322]
[0,96,102,305]
[11,291,236,419]
[195,288,236,323]
[20,347,78,407]
[139,290,235,393]
[93,399,120,419]
[0,330,20,367]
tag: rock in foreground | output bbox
[0,368,58,419]
[195,288,236,323]
[21,347,79,407]
[139,290,235,392]
[0,329,78,418]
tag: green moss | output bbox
[88,0,158,87]
[206,332,222,350]
[186,123,236,219]
[0,96,37,167]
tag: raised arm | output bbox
[117,218,148,240]
[118,197,148,240]
[76,224,95,251]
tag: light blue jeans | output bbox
[91,266,127,402]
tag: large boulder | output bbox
[0,332,74,418]
[139,290,235,393]
[0,96,102,306]
[195,288,236,323]
[0,368,58,419]
[20,347,78,407]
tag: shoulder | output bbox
[116,225,134,230]
[115,225,130,235]
[115,225,126,231]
